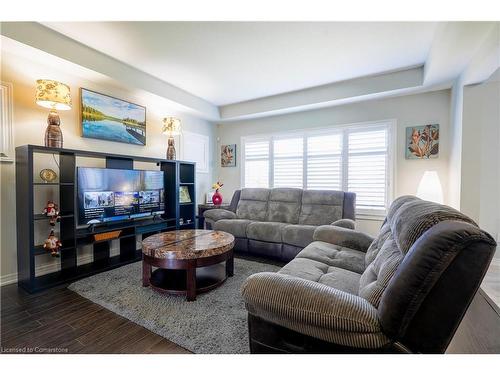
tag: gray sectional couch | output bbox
[203,188,356,262]
[241,195,497,353]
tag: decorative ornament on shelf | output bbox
[43,229,62,257]
[42,200,60,226]
[211,181,224,206]
[39,168,58,183]
[35,79,72,148]
[162,117,181,160]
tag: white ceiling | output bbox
[44,22,438,106]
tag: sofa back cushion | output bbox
[236,188,270,221]
[266,188,302,224]
[358,196,481,309]
[298,190,344,225]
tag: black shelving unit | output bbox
[15,144,196,293]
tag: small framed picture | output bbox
[206,191,215,204]
[405,124,439,159]
[179,186,192,203]
[221,144,236,167]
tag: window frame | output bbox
[241,119,396,218]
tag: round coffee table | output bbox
[142,229,235,301]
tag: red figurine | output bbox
[42,200,60,226]
[43,229,62,257]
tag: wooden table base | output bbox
[142,254,234,301]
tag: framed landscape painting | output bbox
[80,88,146,145]
[405,124,439,159]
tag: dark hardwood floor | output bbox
[0,283,190,354]
[1,282,499,354]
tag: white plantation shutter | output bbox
[307,133,342,190]
[273,137,303,188]
[242,122,392,215]
[347,129,388,212]
[244,140,270,188]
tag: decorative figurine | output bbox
[42,200,60,226]
[39,168,58,183]
[43,229,62,257]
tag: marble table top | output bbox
[142,229,235,260]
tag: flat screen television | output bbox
[77,167,165,226]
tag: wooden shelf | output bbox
[33,182,74,186]
[34,214,74,221]
[33,245,75,256]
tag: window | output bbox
[242,121,393,215]
[273,137,303,188]
[243,140,269,188]
[307,133,342,190]
[347,129,388,212]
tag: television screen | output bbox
[77,167,164,225]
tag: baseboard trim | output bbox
[0,254,94,287]
[0,272,18,286]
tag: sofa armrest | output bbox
[203,208,236,222]
[241,272,389,349]
[331,218,356,230]
[313,225,374,252]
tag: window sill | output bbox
[356,213,386,221]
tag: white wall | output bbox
[448,79,464,209]
[216,90,451,235]
[461,74,500,243]
[0,49,216,284]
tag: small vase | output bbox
[212,190,223,206]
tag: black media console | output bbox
[15,144,196,293]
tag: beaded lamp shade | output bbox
[35,79,72,148]
[162,117,181,136]
[35,79,72,110]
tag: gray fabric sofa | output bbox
[203,188,356,262]
[241,196,497,353]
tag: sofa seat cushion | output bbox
[214,219,254,238]
[282,224,316,248]
[242,272,390,349]
[247,221,288,243]
[296,241,366,274]
[278,258,361,295]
